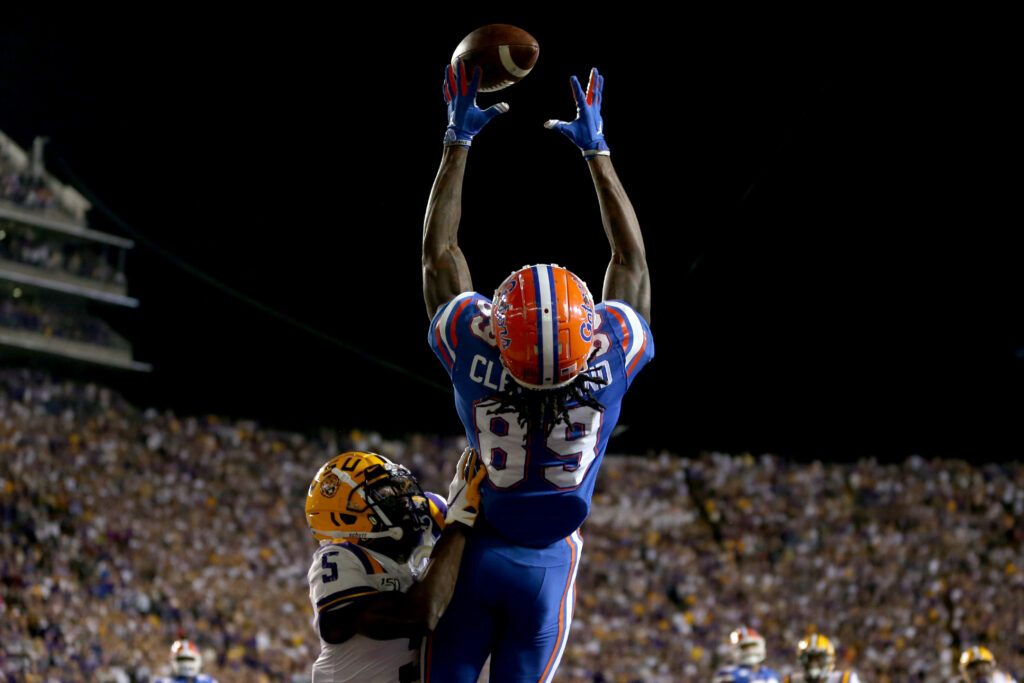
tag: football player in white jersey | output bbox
[782,634,860,683]
[152,640,217,683]
[304,449,485,683]
[960,646,1018,683]
[713,626,781,683]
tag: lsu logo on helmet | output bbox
[319,471,341,498]
[305,452,431,563]
[490,264,596,388]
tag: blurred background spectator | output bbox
[1,369,1020,682]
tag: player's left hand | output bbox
[544,67,611,160]
[443,59,509,149]
[445,447,486,527]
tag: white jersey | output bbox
[307,540,419,682]
[991,672,1019,683]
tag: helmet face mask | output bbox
[306,453,431,563]
[798,634,835,682]
[491,264,596,389]
[960,646,996,682]
[730,627,766,667]
[170,640,201,677]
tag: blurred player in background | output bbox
[960,646,1018,683]
[422,60,653,682]
[304,449,485,682]
[713,626,781,683]
[153,640,217,683]
[783,634,860,683]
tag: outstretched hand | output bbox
[443,59,509,149]
[444,447,487,528]
[544,67,610,159]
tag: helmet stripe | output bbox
[532,264,558,384]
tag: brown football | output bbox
[451,24,539,92]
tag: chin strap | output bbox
[318,526,404,542]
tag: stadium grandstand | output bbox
[1,368,1020,682]
[0,128,149,373]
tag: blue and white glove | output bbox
[544,67,611,160]
[443,59,509,149]
[445,447,486,528]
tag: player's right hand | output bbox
[544,67,611,160]
[443,59,509,149]
[445,447,486,528]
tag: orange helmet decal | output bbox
[492,264,596,388]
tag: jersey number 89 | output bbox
[474,404,601,489]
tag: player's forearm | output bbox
[588,156,651,322]
[407,523,468,631]
[423,146,473,317]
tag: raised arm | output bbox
[588,155,650,322]
[422,61,508,318]
[423,146,472,318]
[545,68,651,323]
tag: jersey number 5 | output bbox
[474,404,601,489]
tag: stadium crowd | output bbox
[1,368,1021,682]
[0,221,125,285]
[0,168,59,214]
[0,293,125,349]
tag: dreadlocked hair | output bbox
[480,367,608,439]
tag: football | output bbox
[451,24,539,92]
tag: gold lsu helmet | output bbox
[305,452,431,562]
[798,634,836,680]
[960,646,996,681]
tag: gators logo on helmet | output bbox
[491,264,596,388]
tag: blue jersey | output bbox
[153,675,217,683]
[714,664,782,683]
[429,292,653,547]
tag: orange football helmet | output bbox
[730,626,766,666]
[170,639,202,676]
[491,264,596,388]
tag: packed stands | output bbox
[0,128,147,371]
[1,369,1020,682]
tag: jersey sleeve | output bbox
[428,292,490,376]
[425,490,447,540]
[598,300,654,385]
[308,543,387,622]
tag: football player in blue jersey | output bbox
[713,626,781,683]
[421,59,653,683]
[152,640,218,683]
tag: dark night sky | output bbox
[1,11,1016,460]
